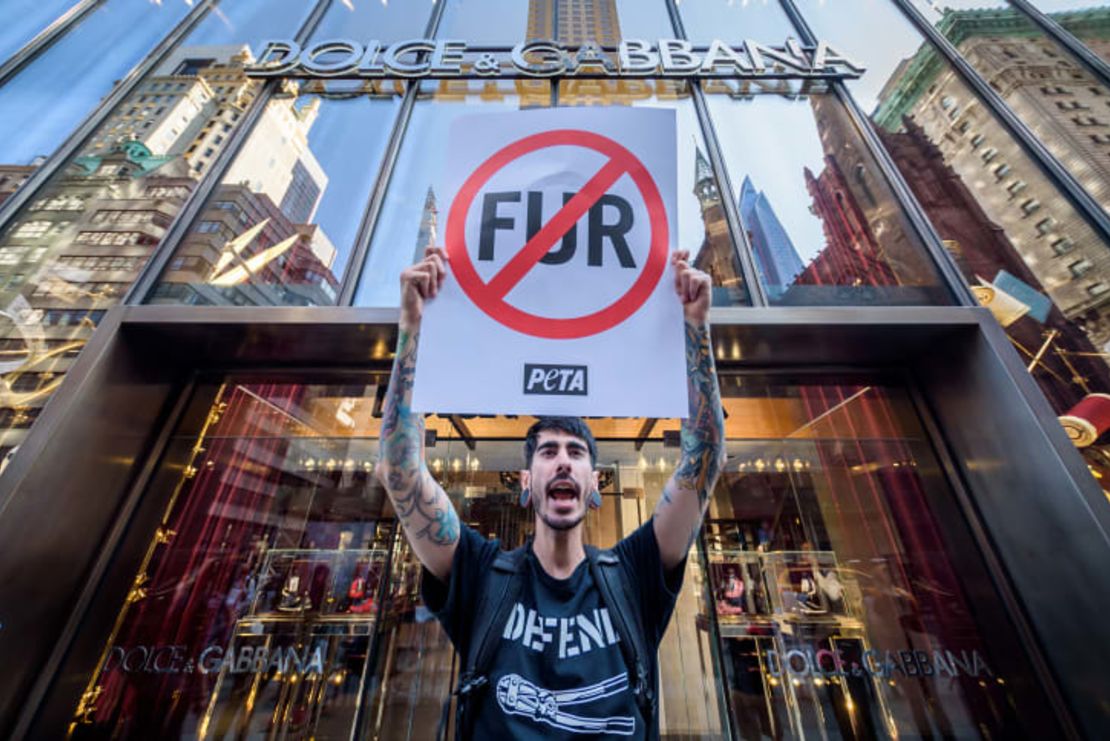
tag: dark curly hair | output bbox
[523,416,598,468]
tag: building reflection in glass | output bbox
[703,85,954,306]
[906,0,1110,214]
[798,0,1110,491]
[149,81,405,308]
[1027,0,1110,65]
[0,43,264,462]
[0,0,314,473]
[354,77,750,308]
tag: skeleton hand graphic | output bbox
[495,672,636,735]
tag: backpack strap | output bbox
[585,545,656,729]
[448,544,527,738]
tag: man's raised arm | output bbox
[653,251,726,570]
[376,247,459,581]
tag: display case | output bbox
[704,549,883,738]
[197,548,388,739]
[759,551,862,627]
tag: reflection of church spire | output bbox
[414,187,438,262]
[691,146,746,304]
[738,175,805,298]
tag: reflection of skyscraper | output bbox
[87,45,262,179]
[737,175,804,299]
[280,161,323,224]
[0,166,35,206]
[873,9,1110,349]
[162,182,339,307]
[0,140,192,455]
[0,46,337,454]
[224,95,328,224]
[527,0,622,45]
[875,115,1110,414]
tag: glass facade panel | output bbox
[147,83,404,307]
[437,0,673,46]
[59,373,1060,738]
[676,0,797,44]
[704,87,953,305]
[799,0,1110,479]
[307,0,436,42]
[707,374,1057,738]
[0,0,83,64]
[0,0,313,457]
[353,78,750,308]
[1027,1,1110,65]
[0,0,196,172]
[906,0,1110,215]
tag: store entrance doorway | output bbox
[34,370,1062,739]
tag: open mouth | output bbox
[547,480,580,503]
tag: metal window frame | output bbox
[887,0,1110,244]
[0,0,102,87]
[122,0,339,305]
[0,0,219,237]
[335,0,448,305]
[665,0,768,307]
[1008,0,1110,88]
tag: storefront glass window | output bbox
[0,0,82,65]
[57,373,1060,738]
[353,78,750,308]
[703,87,953,305]
[307,0,436,41]
[675,0,796,43]
[0,0,313,459]
[0,0,196,172]
[797,0,1110,482]
[1027,1,1110,65]
[146,83,404,307]
[706,373,1058,738]
[905,0,1110,215]
[437,0,673,46]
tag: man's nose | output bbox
[553,449,573,471]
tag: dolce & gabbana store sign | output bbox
[245,37,865,80]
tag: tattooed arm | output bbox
[376,247,460,581]
[653,251,726,571]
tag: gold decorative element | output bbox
[125,574,149,604]
[73,685,104,724]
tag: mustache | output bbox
[545,475,581,496]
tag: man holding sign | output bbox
[376,245,725,739]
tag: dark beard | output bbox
[539,509,585,532]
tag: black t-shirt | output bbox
[422,518,684,739]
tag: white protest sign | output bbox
[412,107,685,418]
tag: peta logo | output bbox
[523,364,588,396]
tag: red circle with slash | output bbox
[446,129,669,339]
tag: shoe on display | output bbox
[349,597,376,615]
[795,576,826,615]
[348,576,366,600]
[816,569,844,603]
[277,574,312,613]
